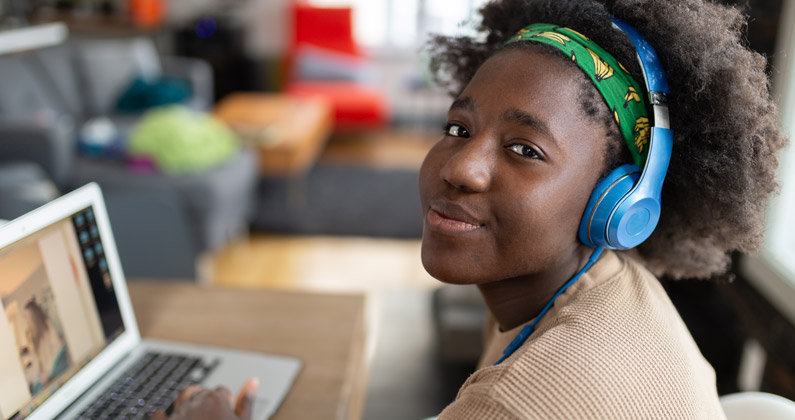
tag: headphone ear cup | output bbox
[579,164,641,248]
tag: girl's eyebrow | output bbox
[501,108,557,147]
[500,108,553,137]
[449,96,475,112]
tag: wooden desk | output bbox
[214,93,334,176]
[127,282,369,420]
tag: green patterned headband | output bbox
[506,23,650,168]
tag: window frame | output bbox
[739,0,795,325]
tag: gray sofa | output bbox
[0,37,257,279]
[0,37,215,186]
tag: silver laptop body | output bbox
[0,183,301,420]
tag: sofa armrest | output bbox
[103,188,199,280]
[0,162,61,220]
[161,56,214,110]
[0,116,76,188]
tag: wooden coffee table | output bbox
[214,93,334,176]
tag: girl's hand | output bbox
[150,377,259,420]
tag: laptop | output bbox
[0,183,301,420]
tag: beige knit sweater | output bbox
[438,250,726,419]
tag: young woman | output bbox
[155,0,785,418]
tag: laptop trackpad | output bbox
[142,339,300,419]
[201,370,271,419]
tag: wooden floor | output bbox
[211,233,438,294]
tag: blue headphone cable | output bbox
[494,246,605,365]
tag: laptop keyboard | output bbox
[77,351,217,420]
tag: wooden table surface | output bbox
[127,282,370,420]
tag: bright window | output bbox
[307,0,490,48]
[740,0,795,324]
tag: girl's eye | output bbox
[507,143,541,159]
[444,123,470,138]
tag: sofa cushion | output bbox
[74,37,163,115]
[0,55,63,119]
[292,45,375,83]
[28,43,87,118]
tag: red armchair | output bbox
[285,2,389,130]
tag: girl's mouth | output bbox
[426,208,482,234]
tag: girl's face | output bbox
[419,47,611,285]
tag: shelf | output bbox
[0,22,68,55]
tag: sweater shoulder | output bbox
[458,255,724,418]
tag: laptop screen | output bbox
[0,206,124,420]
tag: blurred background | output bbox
[0,0,793,419]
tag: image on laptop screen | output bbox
[0,206,124,420]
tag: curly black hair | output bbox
[427,0,786,279]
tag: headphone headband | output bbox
[505,22,652,168]
[579,18,673,250]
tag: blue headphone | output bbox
[578,18,673,251]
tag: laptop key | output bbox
[80,351,203,419]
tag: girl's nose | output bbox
[440,137,494,193]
